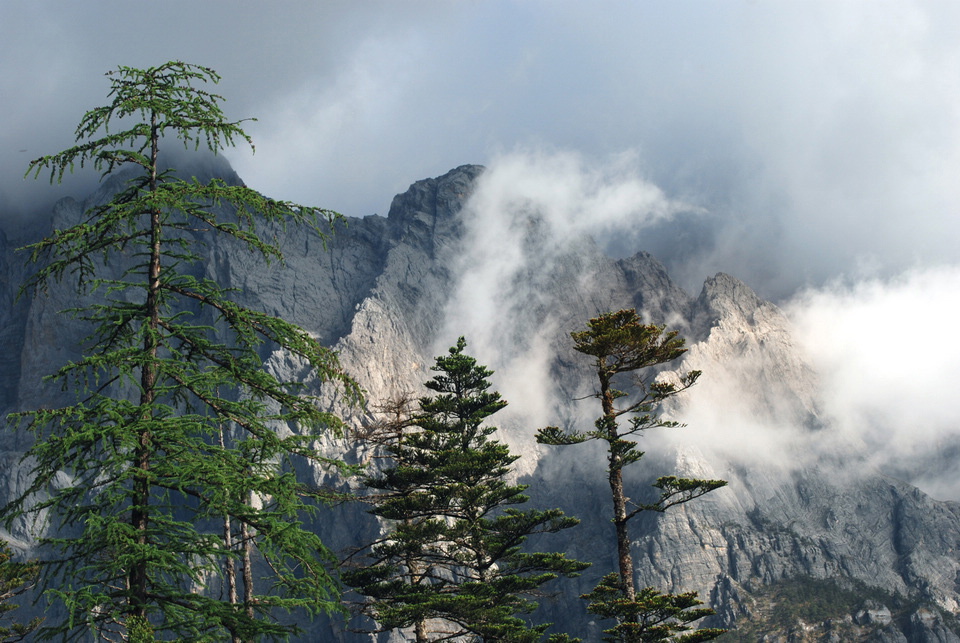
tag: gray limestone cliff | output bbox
[1,164,958,641]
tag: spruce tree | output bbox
[537,309,726,642]
[346,338,588,642]
[1,61,361,641]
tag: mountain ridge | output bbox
[1,162,957,641]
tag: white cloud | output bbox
[645,264,960,500]
[786,266,960,463]
[438,149,691,459]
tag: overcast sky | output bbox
[2,1,959,298]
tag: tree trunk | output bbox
[225,513,241,643]
[600,369,636,602]
[415,619,428,643]
[130,110,162,620]
[609,466,635,602]
[220,418,241,643]
[242,491,254,643]
[406,527,429,643]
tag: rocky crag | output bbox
[1,164,958,641]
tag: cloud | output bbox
[785,266,960,495]
[433,150,960,500]
[659,265,960,500]
[227,32,423,215]
[4,1,960,299]
[733,3,960,297]
[0,2,452,226]
[437,149,691,463]
[580,1,960,299]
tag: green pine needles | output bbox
[2,62,362,641]
[581,574,724,643]
[345,338,588,642]
[0,540,42,642]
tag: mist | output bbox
[436,150,691,467]
[434,149,960,500]
[670,265,960,501]
[787,267,960,499]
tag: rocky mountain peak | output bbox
[386,164,483,253]
[693,272,767,333]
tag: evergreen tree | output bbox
[0,541,42,642]
[1,61,361,641]
[537,310,726,642]
[345,338,588,642]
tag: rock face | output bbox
[2,164,959,641]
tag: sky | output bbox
[2,1,959,296]
[3,2,960,496]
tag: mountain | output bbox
[1,163,959,641]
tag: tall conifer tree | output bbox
[537,309,726,642]
[1,61,361,641]
[346,338,588,642]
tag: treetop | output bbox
[571,309,688,377]
[27,61,255,184]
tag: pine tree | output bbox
[345,338,588,642]
[537,309,727,642]
[0,541,42,642]
[1,61,361,641]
